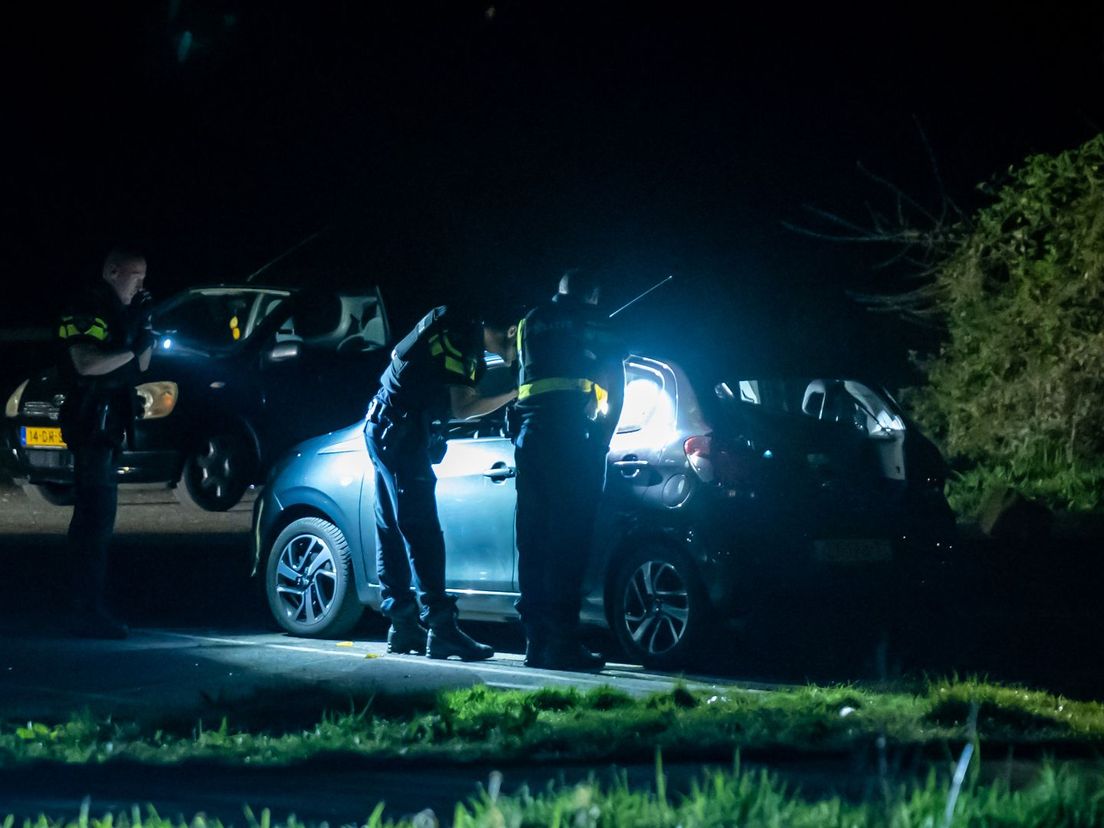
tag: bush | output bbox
[908,134,1104,514]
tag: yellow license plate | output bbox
[21,426,67,448]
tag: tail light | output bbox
[683,434,752,487]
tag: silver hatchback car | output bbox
[252,354,954,668]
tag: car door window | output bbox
[154,289,291,352]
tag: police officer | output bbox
[365,304,519,660]
[514,269,625,670]
[58,246,155,639]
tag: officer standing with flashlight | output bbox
[514,269,625,670]
[57,246,154,639]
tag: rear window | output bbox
[715,378,905,435]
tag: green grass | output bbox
[2,679,1103,768]
[6,759,1104,827]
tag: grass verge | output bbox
[2,679,1103,767]
[5,759,1104,827]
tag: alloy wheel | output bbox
[194,436,240,502]
[273,533,339,625]
[621,560,691,656]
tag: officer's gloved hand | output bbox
[128,290,155,351]
[132,329,156,356]
[131,288,154,327]
[131,288,154,315]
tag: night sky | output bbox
[4,2,1102,383]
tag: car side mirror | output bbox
[265,342,300,363]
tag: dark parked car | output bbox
[3,284,391,511]
[252,354,955,668]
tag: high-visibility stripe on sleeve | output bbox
[58,316,108,341]
[440,333,464,358]
[443,355,467,376]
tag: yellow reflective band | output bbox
[517,377,606,400]
[444,355,466,376]
[83,323,108,341]
[58,316,107,340]
[594,383,610,416]
[429,335,444,357]
[440,333,463,358]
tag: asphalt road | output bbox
[1,481,1101,708]
[0,481,783,723]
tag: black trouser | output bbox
[67,442,119,613]
[364,415,450,622]
[514,423,607,639]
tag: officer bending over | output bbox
[365,304,518,660]
[58,246,155,639]
[514,269,625,670]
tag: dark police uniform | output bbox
[57,282,147,626]
[514,292,625,660]
[365,306,485,623]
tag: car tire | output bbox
[174,432,254,511]
[21,482,76,507]
[265,516,364,638]
[609,543,710,670]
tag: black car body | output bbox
[252,354,955,668]
[3,284,391,510]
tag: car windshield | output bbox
[152,288,291,353]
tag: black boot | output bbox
[526,634,604,671]
[386,602,427,655]
[425,600,494,661]
[522,623,550,668]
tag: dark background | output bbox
[3,1,1102,384]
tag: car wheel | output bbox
[609,544,709,669]
[265,516,364,638]
[174,432,254,511]
[22,483,75,507]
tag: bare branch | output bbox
[856,161,940,225]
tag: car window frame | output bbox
[153,287,293,355]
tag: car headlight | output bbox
[5,379,28,418]
[135,381,179,419]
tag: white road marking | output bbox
[148,630,772,694]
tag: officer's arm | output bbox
[596,358,626,448]
[449,384,518,420]
[69,343,137,377]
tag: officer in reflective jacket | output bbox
[57,246,155,639]
[365,304,518,660]
[514,269,625,670]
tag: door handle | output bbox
[482,462,516,482]
[613,455,649,478]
